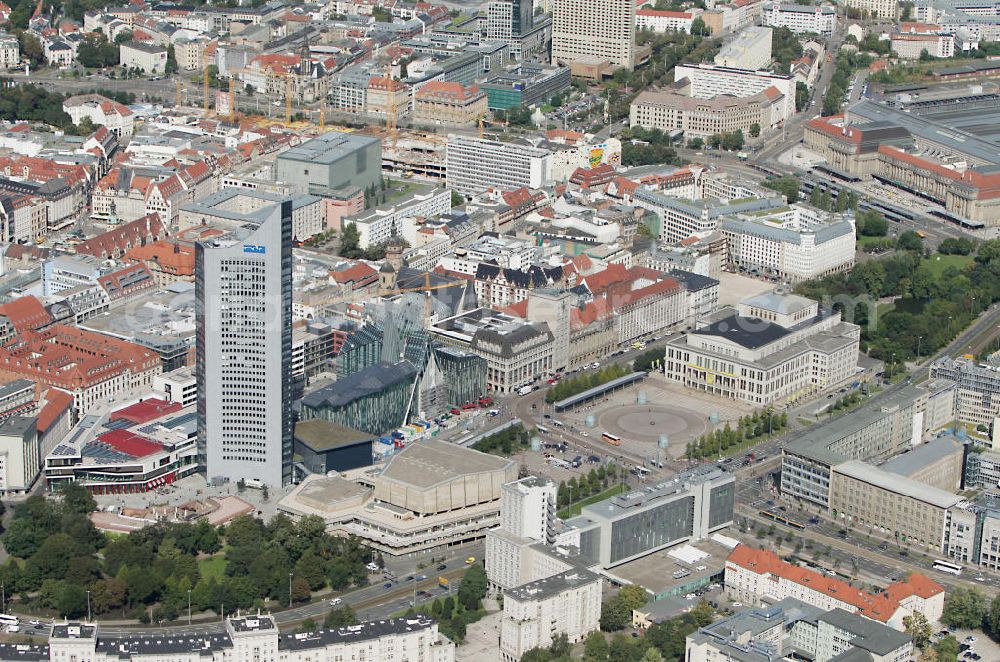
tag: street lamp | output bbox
[289,573,293,608]
[916,336,922,362]
[188,589,192,625]
[86,590,91,622]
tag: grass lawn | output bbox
[198,555,228,581]
[557,484,627,519]
[923,254,973,278]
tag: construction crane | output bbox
[313,271,468,319]
[285,75,293,124]
[319,105,325,129]
[228,78,236,121]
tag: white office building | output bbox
[0,417,40,496]
[343,186,452,249]
[551,0,635,69]
[719,206,856,283]
[500,569,602,662]
[674,63,798,122]
[196,202,294,487]
[762,3,837,36]
[446,136,552,195]
[635,8,696,33]
[632,188,787,244]
[714,26,773,70]
[34,616,455,662]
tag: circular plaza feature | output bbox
[597,404,709,457]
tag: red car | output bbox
[461,403,477,410]
[450,408,462,415]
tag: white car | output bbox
[29,620,40,626]
[329,598,343,606]
[731,602,743,608]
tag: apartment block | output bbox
[762,3,837,36]
[446,136,551,196]
[500,570,602,662]
[551,0,635,72]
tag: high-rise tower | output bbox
[196,202,293,487]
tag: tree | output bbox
[691,17,708,35]
[941,586,988,630]
[687,137,703,149]
[450,190,465,207]
[114,30,134,45]
[903,612,932,649]
[617,584,649,611]
[166,45,178,75]
[18,32,44,66]
[323,605,357,628]
[448,616,466,642]
[763,176,800,204]
[934,634,959,662]
[599,597,631,631]
[59,482,97,514]
[795,82,809,112]
[549,632,571,657]
[721,130,744,151]
[339,223,362,259]
[641,648,663,662]
[857,209,888,236]
[896,230,924,252]
[748,123,760,138]
[457,564,487,611]
[584,631,610,660]
[987,593,1000,641]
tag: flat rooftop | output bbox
[294,419,372,451]
[832,460,963,509]
[379,438,514,489]
[278,131,380,165]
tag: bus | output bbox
[535,424,551,434]
[915,230,927,239]
[602,432,622,446]
[0,615,18,627]
[759,510,806,530]
[933,559,963,576]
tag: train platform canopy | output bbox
[553,371,646,411]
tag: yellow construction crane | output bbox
[228,78,236,121]
[285,75,293,124]
[319,105,325,129]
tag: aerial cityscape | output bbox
[0,0,997,659]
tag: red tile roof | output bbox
[75,213,166,259]
[636,8,692,17]
[36,388,73,434]
[727,545,942,623]
[124,240,195,278]
[331,262,378,286]
[0,296,52,333]
[415,81,482,101]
